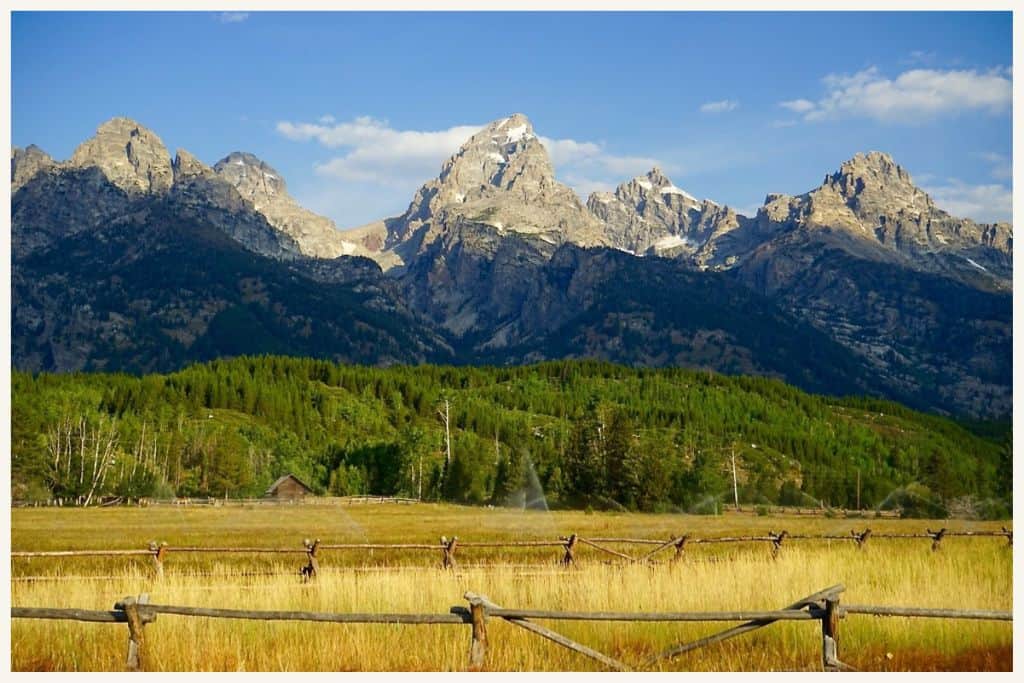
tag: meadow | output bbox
[10,504,1013,671]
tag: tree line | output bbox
[10,357,1011,517]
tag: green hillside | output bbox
[10,357,1011,517]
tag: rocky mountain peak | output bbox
[380,113,605,259]
[213,152,288,207]
[207,151,355,259]
[434,112,551,196]
[616,167,701,208]
[825,150,920,205]
[644,166,671,187]
[751,151,1011,285]
[11,144,55,191]
[172,148,214,180]
[69,117,174,194]
[588,166,742,259]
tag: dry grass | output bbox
[10,504,1013,671]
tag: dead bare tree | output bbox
[82,417,119,507]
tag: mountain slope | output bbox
[10,115,1013,418]
[11,128,452,373]
[12,202,452,372]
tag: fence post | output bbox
[301,538,320,581]
[927,528,946,552]
[441,536,458,570]
[561,534,578,566]
[770,530,788,559]
[672,534,690,564]
[821,593,840,671]
[852,528,871,550]
[467,594,488,670]
[1002,527,1013,548]
[149,541,168,578]
[118,594,150,671]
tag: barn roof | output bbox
[265,473,314,495]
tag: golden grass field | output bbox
[9,504,1014,671]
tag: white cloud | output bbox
[783,66,1012,123]
[219,12,249,24]
[277,115,676,223]
[923,179,1012,224]
[537,137,602,167]
[779,99,816,113]
[902,50,937,66]
[699,99,739,114]
[979,152,1011,181]
[277,116,483,186]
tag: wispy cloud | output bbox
[699,99,739,114]
[779,99,815,113]
[219,12,249,24]
[780,66,1012,123]
[923,179,1012,224]
[978,152,1011,181]
[277,116,485,186]
[277,115,674,214]
[902,50,937,66]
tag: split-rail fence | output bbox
[11,527,1013,578]
[11,583,1011,672]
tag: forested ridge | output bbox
[11,357,1011,517]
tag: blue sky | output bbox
[11,11,1013,227]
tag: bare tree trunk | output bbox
[84,417,119,507]
[78,416,87,488]
[438,399,452,470]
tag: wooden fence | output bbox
[11,527,1013,578]
[12,495,421,508]
[11,583,1012,672]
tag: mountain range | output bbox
[11,115,1012,417]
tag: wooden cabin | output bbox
[265,474,314,500]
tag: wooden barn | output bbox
[265,474,314,500]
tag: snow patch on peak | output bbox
[654,234,693,251]
[487,152,507,164]
[660,185,698,203]
[505,124,531,144]
[635,178,653,190]
[965,257,989,272]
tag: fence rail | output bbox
[13,498,907,515]
[11,526,1012,578]
[11,584,1011,672]
[12,495,422,508]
